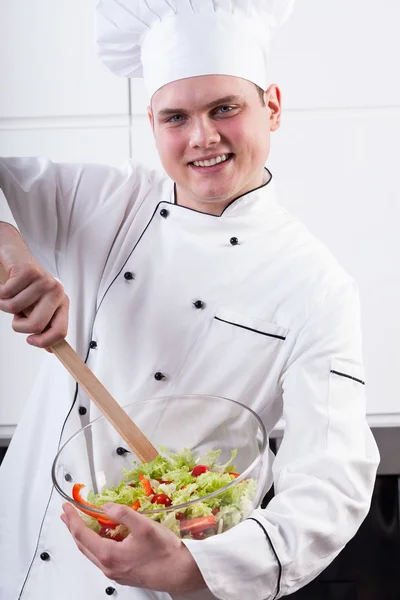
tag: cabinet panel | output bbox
[269,0,400,109]
[0,127,130,165]
[0,0,128,118]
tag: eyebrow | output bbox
[157,95,243,118]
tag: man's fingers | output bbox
[62,504,120,568]
[0,265,38,299]
[0,279,46,315]
[0,257,69,348]
[26,302,69,348]
[60,512,104,571]
[12,299,56,335]
[103,503,150,536]
[12,289,65,333]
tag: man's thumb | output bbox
[102,502,139,528]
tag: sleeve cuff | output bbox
[181,517,280,600]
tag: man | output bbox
[0,1,379,599]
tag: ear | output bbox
[147,105,155,133]
[265,84,282,132]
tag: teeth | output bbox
[193,154,230,167]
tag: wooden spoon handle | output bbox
[0,262,158,462]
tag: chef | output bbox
[0,1,379,599]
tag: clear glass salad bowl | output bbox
[52,394,268,541]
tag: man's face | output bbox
[148,75,281,213]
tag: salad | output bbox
[73,447,257,541]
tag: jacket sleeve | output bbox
[183,278,380,600]
[0,157,136,278]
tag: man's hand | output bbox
[61,503,206,594]
[0,222,69,348]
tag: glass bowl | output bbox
[52,394,267,541]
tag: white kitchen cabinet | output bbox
[1,0,400,433]
[269,111,400,416]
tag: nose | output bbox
[188,116,220,149]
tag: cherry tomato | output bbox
[192,531,206,540]
[98,526,124,542]
[151,493,172,507]
[110,533,125,542]
[175,512,186,520]
[99,526,113,537]
[191,465,210,477]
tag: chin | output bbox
[196,184,236,204]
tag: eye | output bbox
[168,114,185,124]
[217,105,234,114]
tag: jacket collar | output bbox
[170,167,277,219]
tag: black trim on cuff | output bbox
[247,517,282,600]
[330,370,365,385]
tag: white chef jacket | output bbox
[0,157,379,600]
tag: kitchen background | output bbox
[0,1,399,598]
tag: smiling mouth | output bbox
[189,153,234,168]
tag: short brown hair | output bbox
[255,84,266,106]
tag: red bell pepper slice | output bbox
[179,516,217,536]
[72,485,141,528]
[139,474,154,496]
[72,484,118,527]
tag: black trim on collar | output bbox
[172,167,273,217]
[95,165,272,317]
[247,517,282,599]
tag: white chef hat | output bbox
[96,0,294,99]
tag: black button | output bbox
[116,447,130,456]
[124,271,134,280]
[154,371,166,381]
[40,552,50,561]
[105,587,116,596]
[160,208,169,218]
[230,237,239,246]
[65,473,72,482]
[79,406,87,416]
[193,300,205,309]
[89,341,97,349]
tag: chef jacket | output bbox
[0,157,379,600]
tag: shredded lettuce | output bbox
[82,446,256,540]
[82,515,101,533]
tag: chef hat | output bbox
[96,0,295,99]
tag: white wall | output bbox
[0,0,399,434]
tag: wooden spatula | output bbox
[0,262,158,463]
